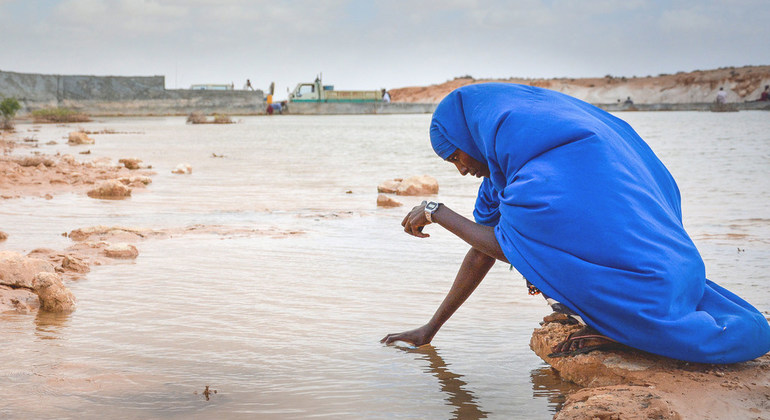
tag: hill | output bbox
[390,65,770,105]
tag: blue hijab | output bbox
[430,83,770,363]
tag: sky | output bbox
[1,0,768,99]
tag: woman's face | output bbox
[446,149,490,178]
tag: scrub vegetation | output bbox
[1,97,21,130]
[31,107,92,123]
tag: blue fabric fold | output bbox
[430,83,770,363]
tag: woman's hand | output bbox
[380,324,436,347]
[402,201,431,238]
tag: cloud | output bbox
[0,0,767,93]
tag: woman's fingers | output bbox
[380,333,414,345]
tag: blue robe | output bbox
[430,83,770,363]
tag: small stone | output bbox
[87,179,131,199]
[103,243,139,259]
[68,131,94,145]
[377,194,403,208]
[61,255,90,274]
[118,158,142,170]
[172,163,192,174]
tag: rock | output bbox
[87,179,131,199]
[103,243,138,259]
[0,231,7,241]
[0,285,40,314]
[118,158,142,170]
[556,386,681,420]
[530,322,770,420]
[14,156,54,167]
[377,176,439,195]
[396,175,439,195]
[68,131,94,145]
[172,163,192,174]
[34,272,76,313]
[0,250,56,289]
[377,194,403,207]
[68,226,147,242]
[61,255,90,274]
[118,175,152,186]
[377,178,403,194]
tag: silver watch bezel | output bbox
[424,201,440,223]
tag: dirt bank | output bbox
[391,65,770,105]
[530,322,770,419]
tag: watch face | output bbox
[426,202,439,211]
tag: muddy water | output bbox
[1,112,768,419]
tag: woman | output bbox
[381,83,770,363]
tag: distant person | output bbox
[760,85,769,101]
[244,79,254,91]
[381,83,770,364]
[382,89,391,103]
[624,96,633,105]
[716,87,727,104]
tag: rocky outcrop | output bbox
[86,179,131,199]
[378,175,439,196]
[34,272,76,312]
[530,322,770,420]
[377,194,403,207]
[377,178,402,194]
[68,131,94,145]
[0,285,40,313]
[0,251,76,313]
[0,250,56,289]
[0,150,154,199]
[67,225,149,242]
[0,231,7,241]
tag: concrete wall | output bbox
[0,70,264,115]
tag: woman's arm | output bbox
[401,202,509,263]
[381,202,509,347]
[380,247,495,346]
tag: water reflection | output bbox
[530,365,581,414]
[34,310,71,340]
[407,346,489,419]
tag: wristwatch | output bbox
[424,201,441,223]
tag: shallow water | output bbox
[1,112,768,419]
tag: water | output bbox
[1,112,768,419]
